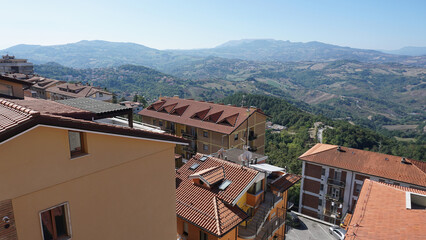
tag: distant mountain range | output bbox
[380,46,426,56]
[1,39,426,69]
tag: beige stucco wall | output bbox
[0,79,25,98]
[0,126,177,240]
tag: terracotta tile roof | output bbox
[189,166,225,186]
[25,77,62,90]
[299,143,426,187]
[0,74,33,86]
[8,98,94,120]
[46,82,112,98]
[346,179,426,239]
[270,173,301,192]
[0,99,37,132]
[139,97,266,134]
[0,98,188,145]
[176,154,260,236]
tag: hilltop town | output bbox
[0,54,425,240]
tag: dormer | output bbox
[217,113,239,127]
[158,103,177,113]
[188,166,225,189]
[190,108,211,120]
[204,110,224,123]
[147,100,166,111]
[170,105,189,116]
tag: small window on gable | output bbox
[159,121,163,127]
[234,133,238,141]
[99,92,103,97]
[40,203,71,240]
[69,131,86,158]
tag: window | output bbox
[183,222,188,236]
[321,168,325,176]
[203,131,208,138]
[99,92,103,97]
[318,199,323,207]
[68,131,85,158]
[320,184,324,191]
[248,181,263,194]
[355,183,362,193]
[0,83,13,96]
[203,144,208,151]
[159,121,163,127]
[153,119,157,125]
[219,180,232,190]
[200,231,208,240]
[40,203,71,240]
[234,133,238,141]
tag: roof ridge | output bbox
[299,143,337,158]
[212,196,222,236]
[0,98,40,115]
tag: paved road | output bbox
[286,215,335,240]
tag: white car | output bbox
[329,225,346,240]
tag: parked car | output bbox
[329,225,346,240]
[288,212,301,228]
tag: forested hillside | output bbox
[221,93,425,175]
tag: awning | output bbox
[250,163,284,174]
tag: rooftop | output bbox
[176,154,260,237]
[346,179,426,239]
[299,143,426,187]
[57,98,131,115]
[46,82,112,98]
[139,97,266,134]
[0,98,188,145]
[211,148,268,165]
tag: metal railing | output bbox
[325,194,343,203]
[182,133,197,140]
[258,215,286,240]
[327,178,345,187]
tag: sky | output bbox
[1,0,425,50]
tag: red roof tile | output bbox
[189,166,225,186]
[299,143,426,187]
[346,179,426,239]
[140,98,266,134]
[176,154,260,236]
[0,98,188,144]
[46,82,112,98]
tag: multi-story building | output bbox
[0,54,33,74]
[25,76,63,99]
[139,97,267,159]
[0,74,32,99]
[346,179,426,239]
[46,82,113,101]
[0,98,188,239]
[298,143,426,224]
[176,153,300,240]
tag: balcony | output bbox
[182,133,197,140]
[183,146,196,154]
[327,178,345,188]
[323,209,342,220]
[325,194,343,203]
[238,192,283,239]
[247,191,264,208]
[249,133,258,141]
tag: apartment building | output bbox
[176,154,300,240]
[46,82,113,101]
[139,97,267,159]
[298,143,426,224]
[0,98,188,239]
[0,55,33,74]
[0,74,32,99]
[345,179,426,239]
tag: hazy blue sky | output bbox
[2,0,425,50]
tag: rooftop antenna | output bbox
[241,94,246,107]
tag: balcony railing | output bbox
[325,194,343,203]
[182,133,197,140]
[327,178,345,187]
[248,133,257,141]
[323,210,342,220]
[183,146,196,154]
[257,215,286,240]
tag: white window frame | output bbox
[39,202,72,240]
